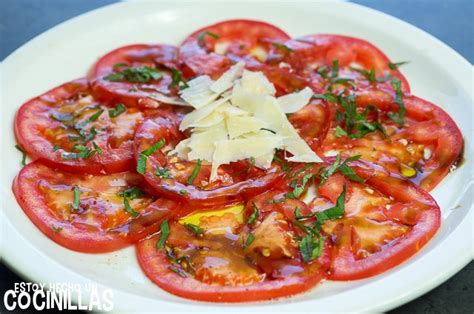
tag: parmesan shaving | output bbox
[277,87,313,113]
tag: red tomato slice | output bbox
[179,19,290,78]
[136,199,330,302]
[14,79,145,174]
[279,35,410,93]
[312,160,440,280]
[321,90,463,191]
[88,44,180,108]
[12,161,181,253]
[133,112,284,206]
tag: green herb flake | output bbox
[118,186,145,200]
[52,144,61,152]
[92,142,103,155]
[272,42,294,53]
[88,109,104,122]
[104,66,162,83]
[123,197,140,217]
[388,78,406,126]
[113,63,128,70]
[320,155,364,184]
[331,59,339,78]
[156,167,172,179]
[179,189,188,196]
[260,128,277,134]
[169,69,189,89]
[184,223,205,235]
[136,139,166,174]
[187,159,202,185]
[334,125,348,137]
[243,233,255,249]
[388,61,409,70]
[15,145,27,166]
[315,185,346,231]
[108,103,127,118]
[156,220,170,249]
[168,265,187,278]
[286,174,313,199]
[51,225,63,233]
[266,197,286,204]
[71,186,81,210]
[300,235,325,262]
[247,203,259,225]
[197,31,220,45]
[51,112,74,122]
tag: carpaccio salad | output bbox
[12,20,463,302]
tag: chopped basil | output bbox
[104,66,162,83]
[294,207,313,221]
[313,92,339,103]
[260,128,276,134]
[388,61,409,70]
[169,69,189,89]
[113,63,128,70]
[315,185,346,231]
[118,186,145,200]
[184,223,205,235]
[197,31,220,45]
[334,125,348,137]
[247,203,259,225]
[266,197,286,204]
[51,225,63,233]
[136,139,165,175]
[300,235,325,262]
[179,189,187,196]
[123,197,140,217]
[61,145,95,160]
[388,78,406,126]
[320,155,364,184]
[317,65,330,79]
[71,186,81,210]
[187,159,202,185]
[108,103,127,118]
[15,145,27,166]
[243,233,255,249]
[51,112,74,122]
[52,144,60,152]
[286,174,313,199]
[156,220,169,249]
[156,167,172,179]
[168,265,187,278]
[88,109,104,122]
[92,142,103,155]
[273,155,292,172]
[330,59,339,78]
[272,42,293,53]
[287,163,313,179]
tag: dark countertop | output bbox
[1,0,472,313]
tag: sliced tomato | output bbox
[179,19,290,79]
[311,160,440,280]
[321,89,463,191]
[136,200,330,302]
[14,79,148,174]
[277,35,410,93]
[133,112,283,206]
[12,161,181,253]
[88,44,180,108]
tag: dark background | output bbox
[1,0,472,313]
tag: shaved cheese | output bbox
[189,111,225,128]
[148,93,189,107]
[217,102,249,117]
[211,137,282,180]
[226,116,266,139]
[179,97,230,131]
[254,152,275,169]
[210,61,244,94]
[249,45,268,63]
[277,87,313,113]
[240,70,276,95]
[214,41,230,55]
[187,124,228,162]
[283,137,322,162]
[179,76,219,109]
[169,138,191,159]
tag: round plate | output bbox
[1,0,472,312]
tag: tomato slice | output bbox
[136,201,330,302]
[311,161,440,280]
[88,44,180,108]
[277,35,410,93]
[134,112,284,206]
[14,79,146,174]
[321,89,463,191]
[12,161,181,253]
[179,19,290,78]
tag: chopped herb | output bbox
[350,67,377,83]
[331,59,339,78]
[249,157,256,166]
[329,78,356,91]
[92,142,103,155]
[197,31,220,45]
[52,144,60,152]
[272,42,293,53]
[184,223,205,235]
[88,109,104,122]
[136,139,165,174]
[266,197,286,204]
[168,265,187,278]
[313,92,339,103]
[51,225,63,233]
[317,65,329,79]
[388,61,409,70]
[187,159,202,185]
[118,186,145,200]
[72,186,81,210]
[156,167,172,179]
[113,63,128,70]
[61,145,95,160]
[273,155,292,172]
[15,145,27,166]
[104,66,162,83]
[260,128,276,134]
[300,235,325,262]
[108,103,127,118]
[169,68,189,89]
[286,174,313,199]
[179,189,187,196]
[334,125,348,137]
[288,163,313,179]
[51,112,74,122]
[320,155,364,184]
[315,186,346,231]
[123,197,140,217]
[247,203,259,225]
[294,207,313,221]
[243,233,255,249]
[388,78,406,126]
[156,220,169,249]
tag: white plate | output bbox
[1,0,473,312]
